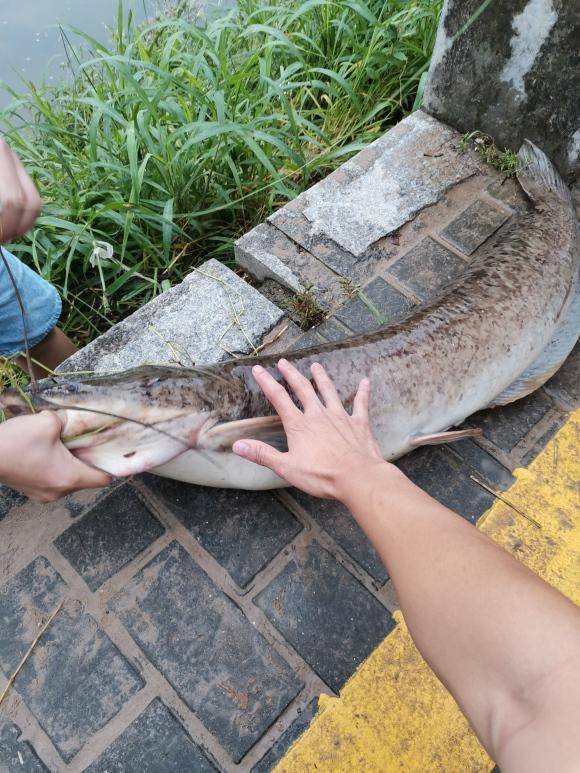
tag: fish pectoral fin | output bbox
[409,428,482,448]
[198,416,288,452]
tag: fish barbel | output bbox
[1,141,578,490]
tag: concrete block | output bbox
[60,258,285,372]
[268,111,478,270]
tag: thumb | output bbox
[232,439,283,471]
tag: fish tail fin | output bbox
[516,140,571,205]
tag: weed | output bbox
[339,277,360,298]
[459,131,520,176]
[287,289,326,330]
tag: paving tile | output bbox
[521,413,568,466]
[289,330,325,352]
[440,199,509,255]
[361,277,414,321]
[143,477,301,588]
[85,699,217,773]
[314,317,350,342]
[387,238,466,300]
[254,542,394,692]
[0,486,26,521]
[396,446,495,523]
[0,558,144,763]
[291,491,388,584]
[0,716,47,772]
[333,297,380,334]
[251,698,318,773]
[446,439,515,491]
[544,343,579,408]
[54,485,165,592]
[110,542,302,763]
[468,391,553,454]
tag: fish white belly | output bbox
[151,449,288,490]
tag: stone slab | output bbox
[440,199,510,255]
[0,485,26,521]
[143,476,302,588]
[54,485,165,591]
[396,447,495,524]
[268,111,477,266]
[314,317,350,342]
[251,698,318,773]
[235,222,342,310]
[110,542,302,763]
[0,716,48,772]
[291,491,388,584]
[60,258,285,372]
[387,237,466,300]
[254,542,395,692]
[469,391,553,454]
[447,439,515,491]
[85,699,217,773]
[333,278,413,334]
[0,558,144,763]
[423,0,579,179]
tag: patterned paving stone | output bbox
[85,699,217,773]
[361,277,414,321]
[333,296,380,334]
[447,439,515,490]
[521,413,568,466]
[0,716,47,772]
[314,317,349,342]
[0,486,26,521]
[54,485,165,591]
[110,542,302,763]
[387,238,466,300]
[396,446,495,524]
[143,477,302,588]
[0,558,144,763]
[440,199,509,255]
[291,491,388,584]
[251,699,318,773]
[289,330,325,352]
[469,391,553,454]
[254,542,394,692]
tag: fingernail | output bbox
[233,441,250,456]
[278,358,288,366]
[311,362,322,369]
[252,365,264,375]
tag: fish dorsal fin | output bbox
[198,416,288,453]
[489,278,580,408]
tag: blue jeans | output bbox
[0,249,61,357]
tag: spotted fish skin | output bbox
[1,142,577,489]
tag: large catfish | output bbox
[1,141,578,489]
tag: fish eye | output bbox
[66,383,79,394]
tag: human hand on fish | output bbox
[233,359,390,500]
[0,137,42,242]
[0,411,111,502]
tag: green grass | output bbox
[1,0,442,346]
[459,130,520,177]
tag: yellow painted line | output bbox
[276,410,579,773]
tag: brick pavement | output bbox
[0,115,578,770]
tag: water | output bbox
[0,0,233,108]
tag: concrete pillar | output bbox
[423,0,579,180]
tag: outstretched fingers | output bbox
[352,377,371,419]
[252,364,299,422]
[310,362,344,412]
[277,358,318,410]
[232,438,285,474]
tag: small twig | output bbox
[254,324,289,354]
[469,475,541,529]
[0,601,64,708]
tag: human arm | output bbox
[0,412,111,502]
[232,359,580,772]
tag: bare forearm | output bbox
[341,465,580,769]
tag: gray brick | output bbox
[361,277,414,322]
[469,391,553,454]
[143,477,301,588]
[396,446,495,523]
[388,238,465,300]
[0,558,144,763]
[440,199,509,255]
[85,699,217,773]
[447,439,515,490]
[544,343,579,408]
[110,542,302,763]
[521,413,567,466]
[291,491,388,584]
[314,318,349,342]
[0,716,47,772]
[251,698,318,773]
[289,330,325,352]
[0,486,26,521]
[254,543,394,692]
[54,485,165,591]
[333,297,380,334]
